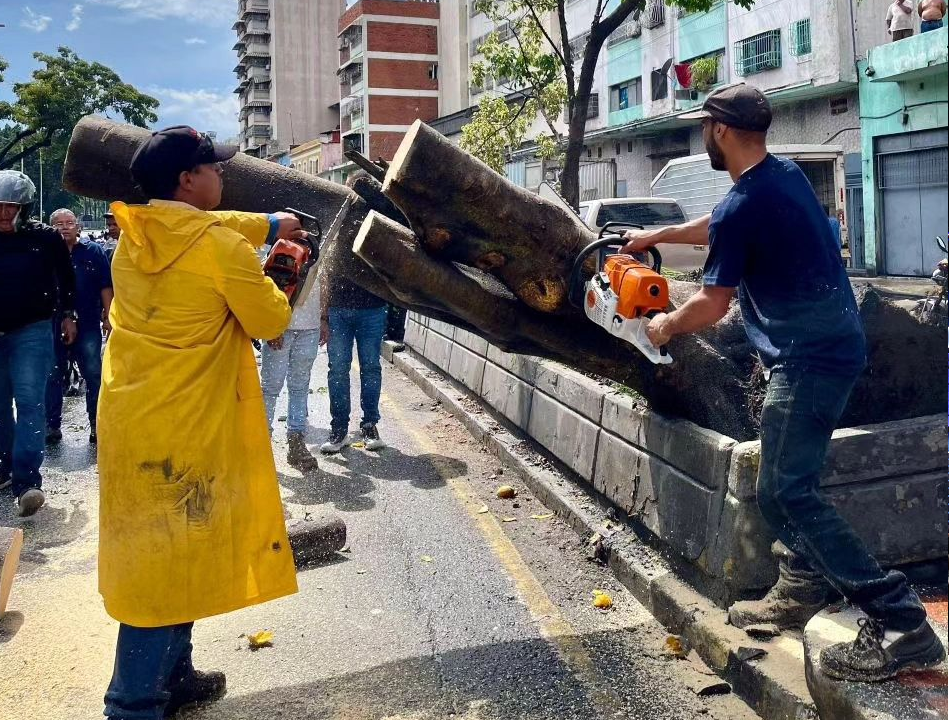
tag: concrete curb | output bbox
[391,348,820,720]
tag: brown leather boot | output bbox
[287,432,320,472]
[728,544,835,630]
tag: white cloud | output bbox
[184,37,207,45]
[148,87,239,138]
[67,4,84,32]
[89,0,234,24]
[21,6,53,32]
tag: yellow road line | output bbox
[382,394,623,716]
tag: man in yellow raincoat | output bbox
[99,126,304,719]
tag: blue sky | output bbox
[1,0,241,140]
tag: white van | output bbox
[578,197,709,272]
[651,145,849,262]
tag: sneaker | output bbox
[15,488,45,518]
[359,423,386,451]
[45,427,62,445]
[320,429,351,454]
[287,432,320,471]
[163,669,227,717]
[89,423,97,445]
[820,618,947,683]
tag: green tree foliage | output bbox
[0,47,159,170]
[463,0,751,207]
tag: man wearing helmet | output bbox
[0,169,77,517]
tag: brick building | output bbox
[337,0,441,164]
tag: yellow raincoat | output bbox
[99,200,297,627]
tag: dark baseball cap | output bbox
[680,83,772,132]
[130,125,238,191]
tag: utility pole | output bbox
[39,148,44,221]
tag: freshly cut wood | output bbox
[383,120,593,313]
[0,527,24,615]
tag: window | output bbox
[597,147,603,159]
[830,97,849,115]
[595,202,688,227]
[610,79,643,111]
[568,32,590,59]
[644,0,665,29]
[608,17,642,46]
[789,18,812,56]
[733,30,782,76]
[627,141,634,153]
[587,93,600,119]
[428,63,439,80]
[615,143,622,155]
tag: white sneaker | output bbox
[360,423,386,451]
[15,488,45,517]
[320,429,352,454]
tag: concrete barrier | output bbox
[401,312,949,604]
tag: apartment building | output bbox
[233,0,343,158]
[337,0,441,164]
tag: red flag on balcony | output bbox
[674,63,692,89]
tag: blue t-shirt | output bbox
[71,239,113,325]
[703,155,866,374]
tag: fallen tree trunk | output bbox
[62,117,945,442]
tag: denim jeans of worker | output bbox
[260,328,321,433]
[921,19,944,32]
[757,366,926,631]
[0,321,53,495]
[104,622,195,720]
[46,322,102,430]
[327,306,387,435]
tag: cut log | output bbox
[61,117,946,442]
[383,119,593,313]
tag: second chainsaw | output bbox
[569,223,672,365]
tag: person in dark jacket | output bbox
[0,170,77,517]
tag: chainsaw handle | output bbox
[598,223,663,273]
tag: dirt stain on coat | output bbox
[140,458,215,524]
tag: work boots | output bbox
[728,543,836,631]
[287,432,320,472]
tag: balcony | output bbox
[239,0,269,19]
[243,125,272,140]
[246,65,270,82]
[241,43,270,58]
[866,25,947,83]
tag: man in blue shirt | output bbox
[621,84,944,682]
[46,208,113,445]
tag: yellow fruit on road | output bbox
[592,590,613,610]
[496,485,517,499]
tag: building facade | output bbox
[337,0,441,165]
[233,0,343,158]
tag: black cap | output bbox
[680,83,772,132]
[130,125,238,192]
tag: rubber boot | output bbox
[287,432,320,472]
[728,542,836,630]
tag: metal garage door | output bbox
[876,128,948,277]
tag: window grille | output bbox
[733,29,782,76]
[789,19,812,56]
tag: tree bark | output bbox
[383,119,592,314]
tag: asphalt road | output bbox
[0,353,760,720]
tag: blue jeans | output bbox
[0,321,53,495]
[260,328,321,433]
[46,322,102,429]
[921,19,944,32]
[757,367,926,631]
[104,622,194,719]
[327,306,386,435]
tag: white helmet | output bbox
[0,170,37,231]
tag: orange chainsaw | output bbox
[569,223,672,365]
[263,207,322,307]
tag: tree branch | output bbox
[0,127,37,166]
[524,0,567,69]
[0,128,53,170]
[593,0,640,42]
[557,0,575,101]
